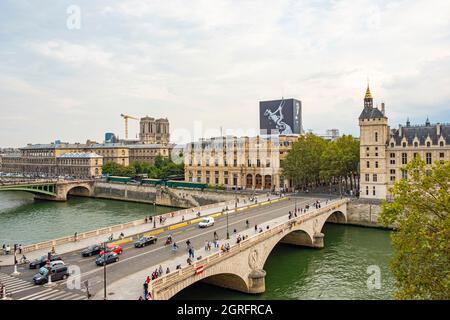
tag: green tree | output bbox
[281,133,327,190]
[380,157,450,300]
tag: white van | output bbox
[198,217,215,228]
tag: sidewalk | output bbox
[0,194,281,267]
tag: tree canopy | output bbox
[281,133,359,192]
[102,155,184,180]
[380,157,450,300]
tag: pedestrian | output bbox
[166,267,170,274]
[182,215,185,222]
[213,231,218,241]
[18,244,22,254]
[74,232,78,242]
[245,220,249,228]
[254,224,257,232]
[149,216,153,223]
[187,257,192,265]
[144,217,148,224]
[158,265,163,276]
[2,244,5,255]
[5,244,10,255]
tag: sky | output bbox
[0,0,449,148]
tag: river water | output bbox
[0,192,176,245]
[0,192,396,299]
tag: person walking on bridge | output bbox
[213,231,218,241]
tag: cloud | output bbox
[0,0,449,147]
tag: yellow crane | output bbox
[120,114,139,140]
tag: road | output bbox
[0,195,333,300]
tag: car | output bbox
[29,255,63,269]
[33,265,69,285]
[49,260,65,268]
[81,244,102,257]
[99,244,123,256]
[198,217,215,228]
[134,236,157,248]
[95,252,119,266]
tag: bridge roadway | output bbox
[0,195,333,300]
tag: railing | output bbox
[150,198,349,293]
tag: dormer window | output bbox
[440,141,444,147]
[390,143,394,148]
[427,142,431,147]
[414,142,418,147]
[402,142,406,147]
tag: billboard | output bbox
[259,98,302,135]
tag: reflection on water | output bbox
[173,224,396,300]
[0,192,177,245]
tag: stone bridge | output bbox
[0,179,95,201]
[149,198,349,299]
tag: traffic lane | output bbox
[12,197,313,287]
[77,197,320,295]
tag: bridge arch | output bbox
[170,272,249,300]
[317,210,347,234]
[66,185,92,197]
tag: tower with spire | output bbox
[358,84,389,200]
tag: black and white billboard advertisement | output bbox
[259,98,302,135]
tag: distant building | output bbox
[184,135,299,191]
[359,85,450,200]
[139,117,170,145]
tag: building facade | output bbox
[359,86,450,200]
[56,153,103,177]
[139,117,170,145]
[184,135,299,191]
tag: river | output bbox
[0,192,396,299]
[0,192,177,245]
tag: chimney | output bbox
[381,102,385,115]
[437,123,441,136]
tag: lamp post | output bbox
[12,244,20,275]
[226,206,230,240]
[103,241,107,300]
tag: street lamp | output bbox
[226,207,230,240]
[103,241,107,300]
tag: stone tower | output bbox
[359,85,389,199]
[139,116,170,145]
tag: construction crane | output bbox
[120,114,139,140]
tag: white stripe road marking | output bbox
[7,283,33,292]
[36,290,69,300]
[0,278,27,285]
[8,285,41,295]
[30,290,64,300]
[60,198,309,285]
[60,293,84,300]
[48,291,77,300]
[72,295,88,300]
[18,288,54,300]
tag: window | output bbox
[427,141,431,147]
[402,170,408,180]
[366,161,370,168]
[402,153,407,165]
[390,143,394,148]
[373,174,377,182]
[440,153,445,158]
[390,176,396,182]
[373,186,376,196]
[426,153,432,165]
[375,161,379,168]
[375,153,378,156]
[414,142,418,147]
[365,174,369,182]
[390,169,395,174]
[375,132,378,142]
[402,142,406,147]
[366,186,369,196]
[390,153,395,158]
[413,152,418,159]
[440,141,444,147]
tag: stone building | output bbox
[56,152,103,178]
[184,135,299,191]
[359,86,450,200]
[139,117,170,145]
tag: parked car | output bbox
[49,260,65,268]
[81,244,102,257]
[29,255,62,269]
[99,244,123,256]
[134,236,157,248]
[95,252,119,266]
[33,265,69,285]
[198,217,215,228]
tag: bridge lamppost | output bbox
[226,206,230,240]
[102,241,108,300]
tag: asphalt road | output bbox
[1,195,333,300]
